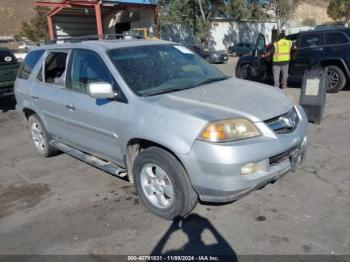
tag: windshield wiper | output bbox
[145,87,188,96]
[144,76,229,96]
[189,76,229,88]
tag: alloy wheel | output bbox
[140,164,175,209]
[31,122,46,151]
[326,70,339,90]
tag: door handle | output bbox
[65,104,76,111]
[31,95,39,100]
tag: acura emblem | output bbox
[279,110,297,128]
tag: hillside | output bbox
[0,0,36,35]
[292,0,333,26]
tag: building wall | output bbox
[209,21,277,51]
[161,21,277,51]
[103,8,155,35]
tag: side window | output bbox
[45,51,68,86]
[69,49,114,93]
[300,34,322,48]
[238,43,244,48]
[18,50,45,79]
[325,32,349,45]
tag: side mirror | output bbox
[87,82,116,99]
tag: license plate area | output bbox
[269,144,299,167]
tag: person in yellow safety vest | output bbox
[262,32,293,89]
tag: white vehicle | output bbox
[18,42,36,50]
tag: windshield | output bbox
[0,50,17,65]
[108,45,227,96]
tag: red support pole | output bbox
[47,16,55,40]
[95,2,104,39]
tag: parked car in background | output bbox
[15,40,308,220]
[189,45,228,64]
[0,48,19,98]
[18,42,37,50]
[228,42,254,56]
[236,28,350,93]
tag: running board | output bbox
[50,140,127,178]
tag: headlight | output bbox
[198,118,261,143]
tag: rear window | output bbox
[300,34,322,48]
[18,50,45,80]
[325,32,349,45]
[0,50,16,65]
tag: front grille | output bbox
[269,144,299,166]
[265,108,299,134]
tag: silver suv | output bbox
[15,40,308,219]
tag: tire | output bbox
[325,65,346,93]
[237,64,253,80]
[133,147,198,220]
[28,114,57,157]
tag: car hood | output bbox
[154,78,294,122]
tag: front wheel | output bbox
[237,64,253,80]
[325,65,346,93]
[133,147,198,220]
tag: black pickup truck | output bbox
[236,28,350,93]
[0,47,20,98]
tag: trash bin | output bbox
[299,66,327,124]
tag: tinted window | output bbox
[345,30,350,38]
[108,45,226,96]
[18,50,44,79]
[68,49,115,93]
[45,52,68,85]
[0,50,16,65]
[325,32,349,45]
[300,34,322,48]
[237,43,244,47]
[256,36,265,51]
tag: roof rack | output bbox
[46,33,144,45]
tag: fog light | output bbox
[241,163,260,176]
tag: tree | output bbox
[226,0,250,20]
[327,0,350,24]
[158,0,225,46]
[20,7,49,42]
[267,0,300,29]
[226,0,269,21]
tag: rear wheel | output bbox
[237,64,253,80]
[325,65,346,93]
[133,147,198,220]
[28,114,57,157]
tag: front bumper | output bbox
[179,105,308,202]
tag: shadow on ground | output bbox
[151,214,237,260]
[0,96,16,112]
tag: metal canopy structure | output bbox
[33,0,158,40]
